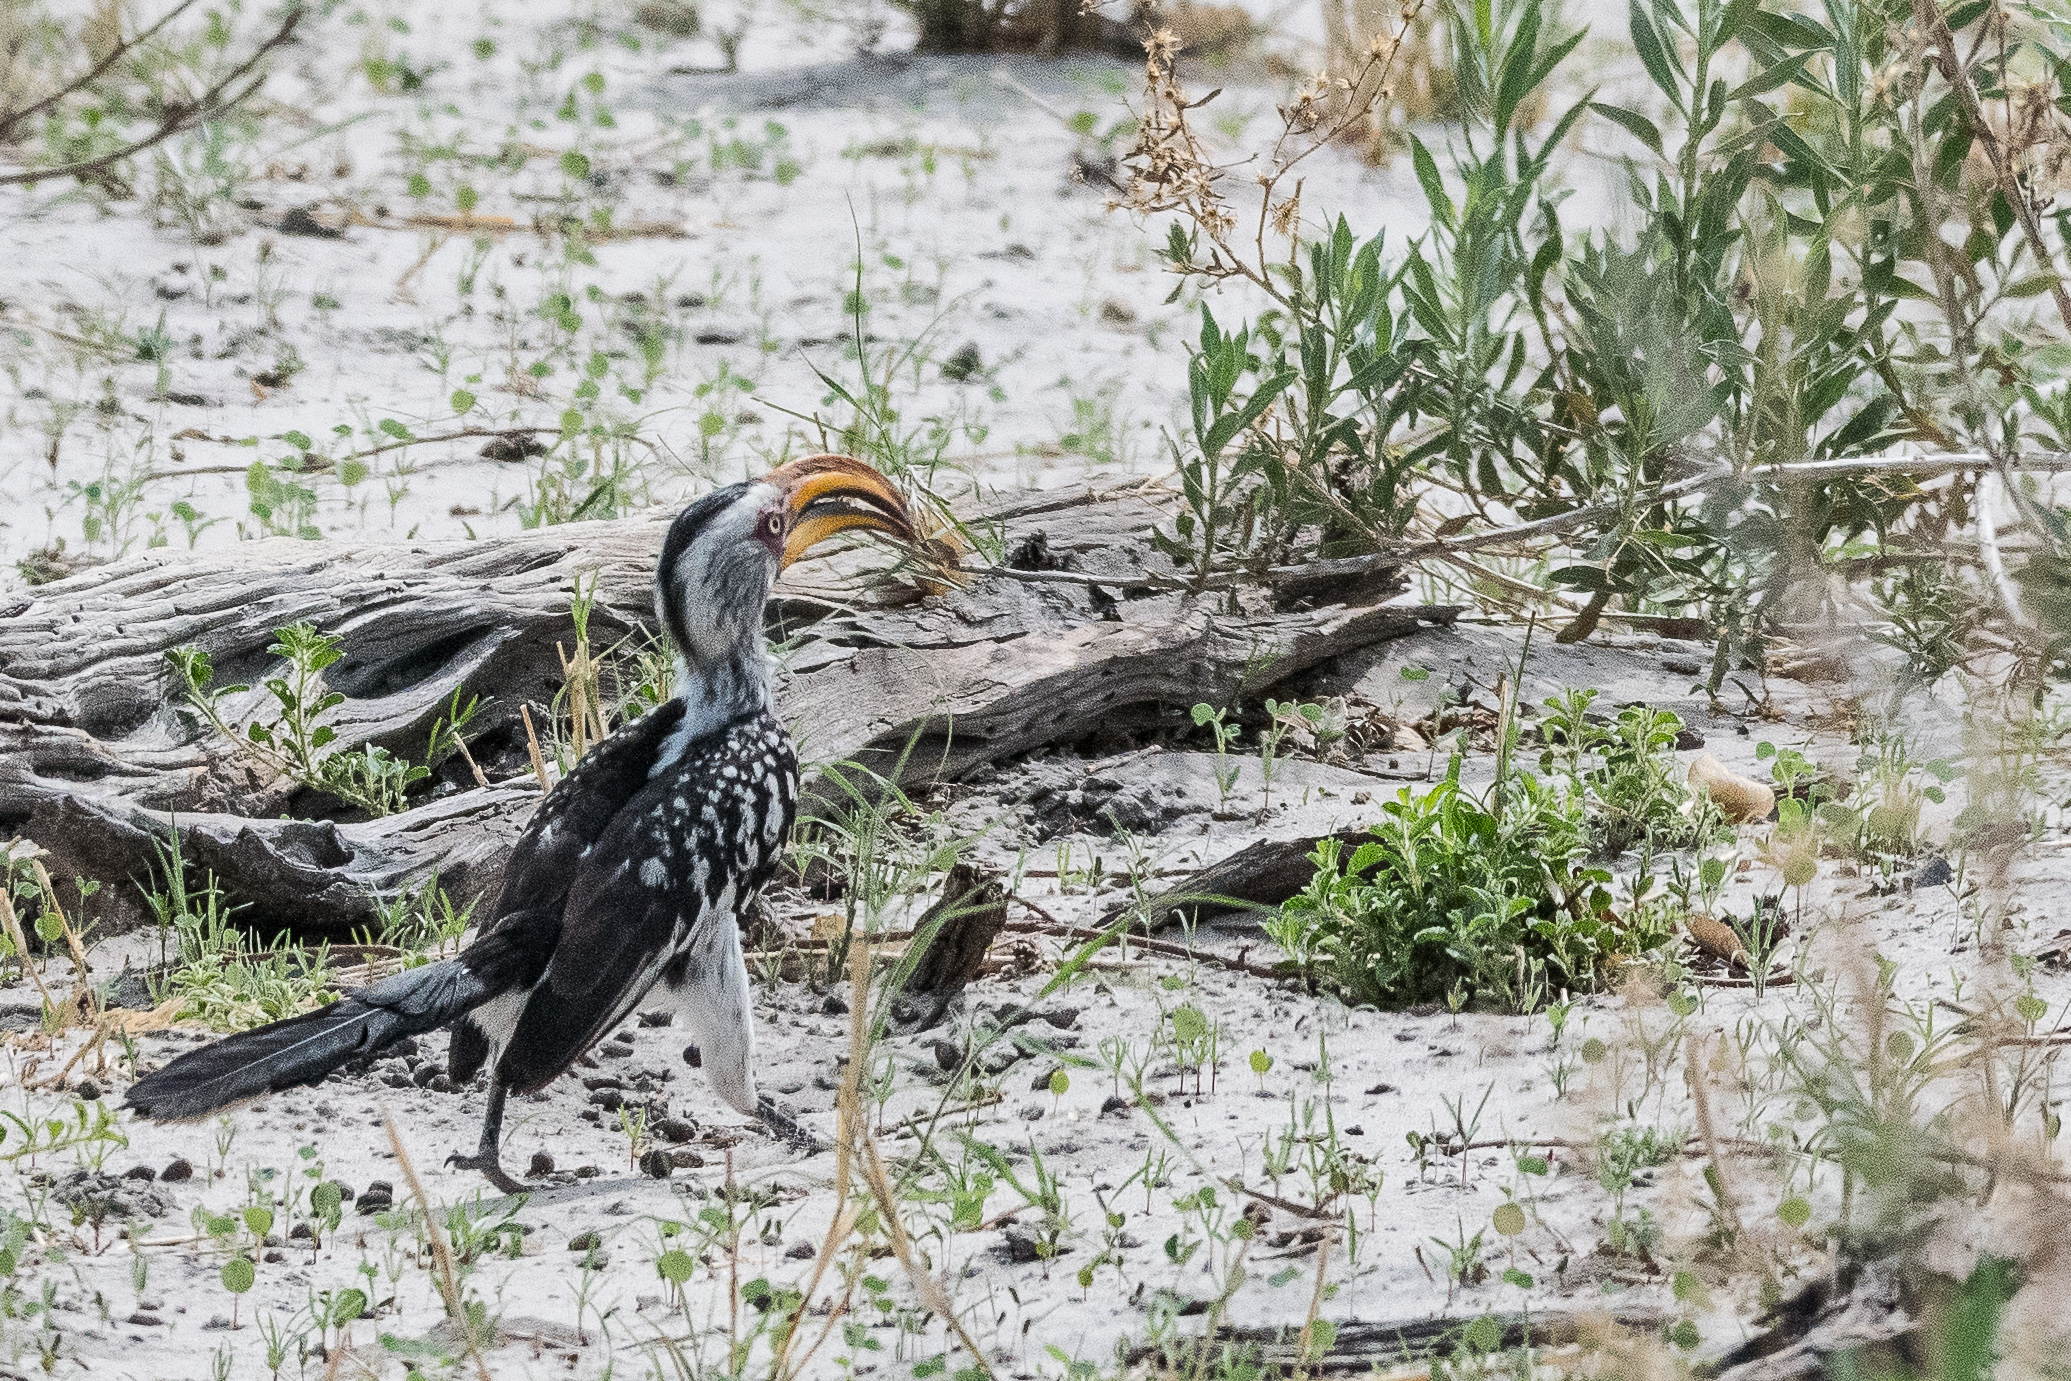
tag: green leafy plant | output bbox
[169,623,439,817]
[1189,702,1243,808]
[1273,757,1671,1008]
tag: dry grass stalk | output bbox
[557,638,607,762]
[0,890,60,1021]
[384,1113,496,1381]
[1289,1220,1336,1379]
[858,1132,995,1376]
[767,939,871,1379]
[520,703,554,793]
[29,860,94,1019]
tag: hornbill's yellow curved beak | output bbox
[767,454,922,570]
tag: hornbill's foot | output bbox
[756,1095,823,1154]
[446,1151,527,1196]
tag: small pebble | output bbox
[528,1152,556,1177]
[123,1166,157,1182]
[568,1230,602,1251]
[160,1159,193,1183]
[639,1149,673,1180]
[820,994,848,1016]
[785,1240,816,1259]
[74,1080,100,1101]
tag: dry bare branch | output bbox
[0,4,303,189]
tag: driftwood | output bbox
[906,862,1008,996]
[1131,1308,1668,1374]
[0,485,1454,936]
[1119,830,1368,931]
[885,861,1010,1033]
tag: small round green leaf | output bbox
[656,1249,694,1285]
[1048,1070,1069,1097]
[1777,1196,1811,1228]
[1169,1005,1207,1043]
[329,1288,367,1325]
[221,1256,255,1294]
[1491,1202,1526,1236]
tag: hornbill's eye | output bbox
[760,511,784,540]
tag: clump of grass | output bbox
[143,830,338,1030]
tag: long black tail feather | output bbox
[124,934,530,1121]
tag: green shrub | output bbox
[1537,691,1702,857]
[1272,758,1674,1010]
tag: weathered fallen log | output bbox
[1115,830,1367,931]
[0,485,1454,935]
[1130,1308,1669,1374]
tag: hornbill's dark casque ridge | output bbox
[122,456,925,1192]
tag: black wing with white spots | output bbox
[447,699,688,1084]
[494,710,798,1094]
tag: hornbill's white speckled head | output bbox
[655,455,919,723]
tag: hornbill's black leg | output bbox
[446,1080,526,1195]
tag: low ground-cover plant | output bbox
[1271,758,1670,1009]
[1268,683,1702,1008]
[143,831,338,1029]
[169,622,474,818]
[1537,691,1706,857]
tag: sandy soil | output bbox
[4,2,2067,1378]
[0,616,2053,1379]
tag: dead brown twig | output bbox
[0,0,203,144]
[0,6,305,189]
[1911,0,2071,337]
[1007,895,1287,979]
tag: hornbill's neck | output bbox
[668,643,774,745]
[653,479,784,749]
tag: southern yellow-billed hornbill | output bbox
[123,456,921,1192]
